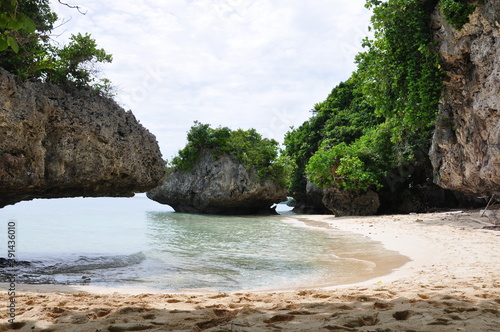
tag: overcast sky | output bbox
[50,0,372,159]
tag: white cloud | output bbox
[50,0,372,159]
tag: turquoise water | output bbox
[0,196,406,292]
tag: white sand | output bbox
[1,208,499,331]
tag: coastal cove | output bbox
[1,2,499,330]
[0,196,408,293]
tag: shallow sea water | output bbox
[0,196,407,292]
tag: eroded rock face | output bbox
[291,182,332,214]
[147,150,287,215]
[430,2,500,197]
[0,68,165,207]
[322,187,380,217]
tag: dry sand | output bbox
[1,208,499,331]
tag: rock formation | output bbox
[147,150,287,215]
[430,1,500,198]
[0,67,165,208]
[322,187,380,217]
[290,182,332,214]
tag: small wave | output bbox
[39,252,147,274]
[0,257,31,268]
[0,252,147,285]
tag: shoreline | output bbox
[1,209,499,331]
[2,211,412,295]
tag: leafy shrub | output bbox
[284,76,379,197]
[171,122,292,188]
[440,0,478,30]
[358,0,443,142]
[46,33,113,90]
[306,124,393,191]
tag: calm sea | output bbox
[0,196,407,292]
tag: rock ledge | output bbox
[0,67,165,207]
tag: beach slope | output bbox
[1,210,499,331]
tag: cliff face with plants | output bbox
[147,149,287,215]
[430,1,500,198]
[285,0,448,215]
[0,68,165,207]
[284,0,499,216]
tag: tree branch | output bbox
[57,1,87,15]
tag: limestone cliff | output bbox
[430,1,500,198]
[147,150,287,215]
[0,67,165,207]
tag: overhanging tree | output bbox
[0,0,113,96]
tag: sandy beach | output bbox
[1,208,499,331]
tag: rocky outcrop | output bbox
[291,182,332,214]
[430,1,500,198]
[0,67,165,207]
[322,187,380,217]
[147,150,287,214]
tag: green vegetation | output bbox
[0,0,37,53]
[306,124,393,192]
[171,122,292,188]
[440,0,480,30]
[284,75,380,197]
[359,0,443,141]
[0,0,113,96]
[285,0,472,198]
